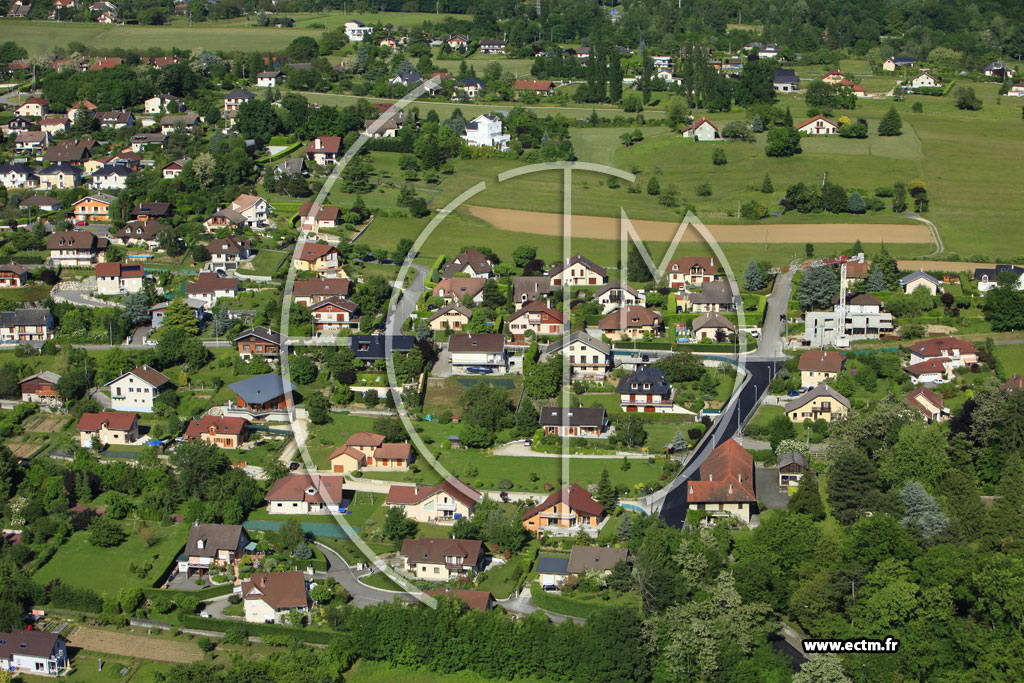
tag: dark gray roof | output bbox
[774,68,798,83]
[617,367,671,395]
[778,452,809,470]
[536,556,571,575]
[225,88,256,99]
[539,406,606,427]
[234,326,283,345]
[184,524,249,559]
[229,374,294,403]
[567,545,627,573]
[0,309,52,328]
[688,280,736,306]
[900,270,942,286]
[350,334,416,360]
[544,330,610,355]
[891,56,915,64]
[93,164,133,177]
[784,383,851,412]
[0,163,33,175]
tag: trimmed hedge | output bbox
[180,614,334,644]
[143,584,234,603]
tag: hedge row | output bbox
[143,584,234,603]
[179,614,334,644]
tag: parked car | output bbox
[787,389,800,397]
[289,461,301,471]
[465,366,493,374]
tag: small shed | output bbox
[779,452,810,489]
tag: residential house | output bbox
[507,301,566,339]
[442,249,493,279]
[350,335,416,363]
[542,330,611,378]
[1002,374,1024,394]
[15,97,49,118]
[129,133,167,152]
[522,484,605,536]
[428,303,472,331]
[390,70,422,87]
[293,277,351,306]
[512,276,552,308]
[400,537,484,581]
[798,349,845,388]
[235,327,285,360]
[265,474,346,514]
[186,273,239,306]
[257,70,283,87]
[105,365,170,413]
[796,114,838,135]
[461,114,510,150]
[539,406,607,438]
[135,200,172,220]
[310,297,359,332]
[821,70,846,85]
[176,523,251,577]
[229,374,295,417]
[378,36,399,50]
[906,386,947,423]
[14,131,50,154]
[909,71,939,89]
[667,257,717,287]
[38,163,83,190]
[778,452,810,489]
[617,367,674,413]
[456,77,485,98]
[567,545,628,577]
[685,439,756,524]
[0,263,28,288]
[773,68,799,92]
[144,93,181,114]
[112,220,163,248]
[685,281,737,313]
[513,79,555,96]
[0,163,38,189]
[47,229,107,265]
[339,432,385,463]
[785,383,850,423]
[223,88,256,111]
[76,411,139,447]
[43,139,93,165]
[974,264,1024,294]
[537,556,571,588]
[385,477,480,523]
[349,441,407,469]
[363,117,399,138]
[95,262,144,295]
[19,195,60,212]
[273,157,307,179]
[5,3,31,18]
[983,61,1015,79]
[691,311,737,341]
[292,243,341,272]
[1,115,32,135]
[344,19,372,41]
[598,305,663,341]
[423,588,495,611]
[207,236,252,270]
[38,116,70,135]
[907,336,979,373]
[90,164,133,191]
[448,333,507,374]
[95,110,135,128]
[305,135,342,165]
[904,358,948,384]
[882,56,915,71]
[446,34,469,49]
[242,571,309,624]
[160,113,201,135]
[900,270,943,295]
[184,415,250,448]
[0,630,68,677]
[432,278,487,305]
[595,281,646,313]
[18,371,61,406]
[1008,81,1024,97]
[548,254,606,286]
[681,116,720,140]
[203,208,247,232]
[297,203,342,232]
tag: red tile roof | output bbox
[77,411,137,432]
[265,474,345,503]
[386,477,480,508]
[798,350,845,373]
[522,483,604,520]
[344,432,385,448]
[185,415,249,438]
[400,537,483,564]
[293,278,351,299]
[903,358,947,377]
[508,300,566,324]
[241,571,307,609]
[424,588,493,611]
[95,262,143,279]
[686,439,755,504]
[513,79,553,90]
[667,257,716,274]
[375,442,412,461]
[186,272,239,294]
[909,336,978,359]
[304,135,342,154]
[295,243,339,262]
[906,386,944,417]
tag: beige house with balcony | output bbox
[785,384,850,423]
[542,331,610,378]
[385,477,480,524]
[522,484,605,537]
[176,524,251,578]
[798,350,845,388]
[400,537,484,581]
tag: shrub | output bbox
[696,183,712,197]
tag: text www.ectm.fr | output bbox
[802,638,900,654]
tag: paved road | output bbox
[497,589,585,625]
[386,263,428,334]
[315,541,410,608]
[492,442,658,460]
[51,288,119,309]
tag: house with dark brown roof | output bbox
[512,276,552,308]
[112,220,163,248]
[798,350,845,388]
[908,337,979,373]
[186,272,239,305]
[0,262,29,288]
[539,406,607,438]
[310,297,359,332]
[207,236,252,270]
[666,256,717,287]
[235,326,284,360]
[685,439,756,524]
[0,629,68,676]
[598,305,663,341]
[400,537,484,581]
[177,523,251,577]
[47,230,108,266]
[522,483,605,536]
[548,254,606,287]
[424,588,495,611]
[292,243,341,273]
[293,277,351,306]
[242,571,309,623]
[442,249,493,279]
[105,365,171,413]
[567,545,627,575]
[305,135,343,165]
[432,277,487,305]
[298,203,342,232]
[448,332,507,374]
[95,262,144,296]
[905,386,947,423]
[132,202,172,221]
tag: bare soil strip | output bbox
[466,206,934,244]
[898,260,1001,272]
[68,627,203,664]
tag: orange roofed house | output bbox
[265,474,346,514]
[77,411,139,448]
[507,301,566,339]
[185,415,249,448]
[385,477,480,524]
[329,431,412,471]
[522,483,605,537]
[685,439,756,524]
[293,243,341,273]
[667,257,717,287]
[513,80,554,96]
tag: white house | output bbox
[144,93,181,114]
[105,365,171,413]
[796,114,838,135]
[448,333,507,375]
[0,630,69,677]
[90,164,132,190]
[344,19,373,41]
[257,70,283,87]
[186,273,239,306]
[230,193,272,228]
[462,114,510,151]
[95,262,144,296]
[909,71,939,89]
[681,116,719,141]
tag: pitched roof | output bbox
[543,330,610,356]
[512,276,552,301]
[508,300,566,324]
[350,334,416,359]
[428,303,473,322]
[0,262,28,276]
[522,483,604,520]
[206,208,247,225]
[0,630,62,659]
[900,270,942,287]
[538,406,606,427]
[375,443,412,461]
[208,235,251,255]
[241,571,307,609]
[234,326,282,345]
[784,383,851,412]
[19,195,59,209]
[293,277,351,299]
[184,523,247,558]
[687,280,735,305]
[903,358,947,377]
[448,332,505,354]
[385,477,481,508]
[187,273,239,295]
[225,88,256,100]
[536,556,571,575]
[400,537,483,564]
[423,588,493,611]
[686,438,756,504]
[513,79,554,90]
[617,367,671,395]
[106,365,170,389]
[547,254,606,278]
[1002,374,1024,393]
[304,135,342,154]
[265,474,345,503]
[133,201,172,217]
[19,370,61,386]
[433,277,487,300]
[594,280,641,299]
[905,386,944,417]
[77,411,137,432]
[443,249,491,277]
[774,68,798,83]
[229,374,294,404]
[298,203,341,221]
[798,350,845,373]
[0,309,51,328]
[908,336,978,358]
[796,114,836,130]
[567,545,627,573]
[683,115,718,133]
[185,415,249,439]
[345,431,386,448]
[778,452,809,470]
[598,305,662,331]
[295,242,338,262]
[95,262,144,279]
[691,311,736,332]
[114,221,163,241]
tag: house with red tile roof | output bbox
[184,415,250,448]
[77,411,139,448]
[385,477,480,523]
[685,439,755,524]
[798,350,845,388]
[265,474,346,514]
[905,386,947,423]
[513,80,554,96]
[522,483,605,537]
[424,588,495,611]
[400,537,484,581]
[507,301,566,339]
[242,571,308,623]
[305,135,342,165]
[907,337,979,374]
[292,277,351,306]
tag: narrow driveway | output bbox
[386,263,428,334]
[51,288,119,308]
[315,541,403,608]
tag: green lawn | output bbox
[529,583,640,618]
[995,343,1024,375]
[34,522,189,595]
[63,651,175,683]
[360,571,402,591]
[747,404,785,431]
[238,249,288,277]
